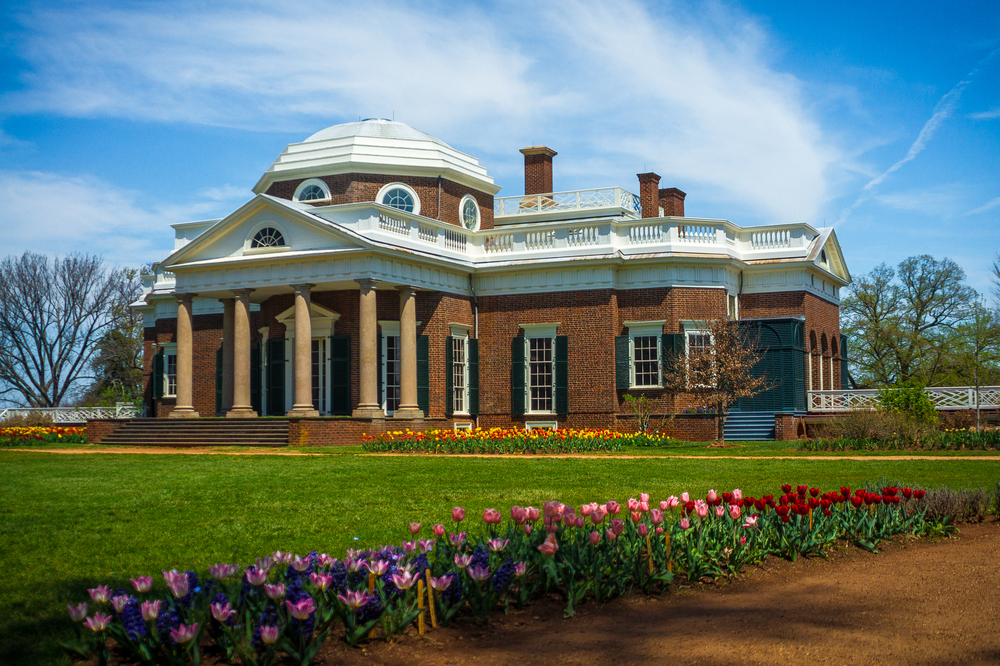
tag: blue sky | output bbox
[1,0,998,292]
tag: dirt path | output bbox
[317,522,1000,666]
[4,447,1000,460]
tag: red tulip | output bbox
[432,524,446,537]
[452,506,466,523]
[781,485,792,494]
[409,522,421,534]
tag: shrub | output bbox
[0,412,55,428]
[877,383,938,426]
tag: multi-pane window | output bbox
[687,332,712,355]
[384,335,401,413]
[632,335,659,387]
[164,350,178,397]
[529,337,554,412]
[687,331,713,386]
[311,338,327,413]
[452,336,467,414]
[298,184,326,201]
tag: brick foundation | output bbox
[85,419,129,444]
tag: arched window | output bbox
[377,182,420,215]
[298,184,326,201]
[251,227,285,248]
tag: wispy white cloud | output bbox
[968,107,1000,120]
[874,186,961,215]
[0,170,234,266]
[964,196,1000,216]
[3,0,842,226]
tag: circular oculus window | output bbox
[461,197,480,230]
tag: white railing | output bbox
[0,402,139,424]
[525,230,555,250]
[417,224,436,243]
[678,224,718,244]
[443,228,467,252]
[494,187,641,218]
[809,387,1000,412]
[750,229,792,250]
[483,232,515,254]
[567,226,600,247]
[379,212,410,235]
[628,222,663,244]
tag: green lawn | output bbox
[3,448,999,665]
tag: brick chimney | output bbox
[659,187,686,217]
[520,146,557,195]
[637,172,661,218]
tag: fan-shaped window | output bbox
[298,184,326,201]
[383,187,415,213]
[252,227,285,248]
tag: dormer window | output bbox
[252,227,285,248]
[820,250,828,264]
[377,182,420,215]
[293,179,331,203]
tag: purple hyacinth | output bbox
[491,558,515,593]
[156,603,182,648]
[470,545,489,570]
[251,606,280,652]
[120,597,147,641]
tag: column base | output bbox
[392,407,425,420]
[226,408,258,418]
[352,406,386,419]
[168,407,200,419]
[288,406,321,417]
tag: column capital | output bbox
[290,283,316,292]
[232,288,255,299]
[355,278,381,289]
[396,284,418,294]
[175,293,195,304]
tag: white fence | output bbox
[494,187,641,218]
[0,403,139,424]
[808,387,1000,412]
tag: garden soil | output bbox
[309,523,1000,666]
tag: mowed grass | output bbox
[3,449,1000,665]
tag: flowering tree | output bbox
[661,317,769,443]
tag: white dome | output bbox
[304,119,453,149]
[254,119,498,196]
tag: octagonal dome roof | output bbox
[254,119,499,195]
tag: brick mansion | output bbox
[127,119,850,444]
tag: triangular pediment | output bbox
[808,228,851,285]
[161,195,369,269]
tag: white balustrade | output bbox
[750,229,792,250]
[379,213,410,236]
[0,403,139,424]
[808,387,1000,412]
[628,223,662,244]
[525,230,555,250]
[483,233,515,254]
[417,224,436,243]
[495,187,641,218]
[443,228,467,252]
[567,226,600,247]
[677,224,718,244]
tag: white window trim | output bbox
[450,329,471,416]
[682,323,715,389]
[159,343,178,398]
[525,421,558,431]
[378,321,401,415]
[376,182,421,216]
[520,323,559,415]
[454,421,473,431]
[624,320,666,390]
[293,178,331,203]
[459,194,480,231]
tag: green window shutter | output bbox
[266,338,285,416]
[511,337,525,415]
[615,335,630,390]
[555,335,569,415]
[840,335,850,389]
[330,334,351,415]
[215,347,223,415]
[417,334,430,416]
[250,345,262,415]
[469,338,480,417]
[445,336,454,417]
[661,333,685,383]
[152,349,164,400]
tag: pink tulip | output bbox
[515,562,528,577]
[264,583,285,600]
[162,570,189,599]
[311,573,333,590]
[337,589,370,609]
[67,603,88,622]
[639,501,649,513]
[260,624,280,644]
[84,613,112,632]
[366,560,389,576]
[318,553,335,567]
[589,531,601,545]
[605,528,617,541]
[111,595,129,614]
[391,571,418,590]
[659,500,669,511]
[580,503,593,517]
[487,538,509,552]
[715,505,726,518]
[170,623,198,644]
[729,504,741,520]
[524,524,533,535]
[680,492,690,503]
[638,523,649,537]
[627,498,639,511]
[246,567,268,586]
[88,586,111,604]
[418,538,435,553]
[667,496,680,509]
[452,506,465,523]
[707,489,718,502]
[255,555,275,572]
[680,518,691,530]
[130,576,153,593]
[454,553,473,568]
[526,506,542,522]
[432,523,446,537]
[209,564,235,580]
[449,532,466,546]
[285,598,316,620]
[605,500,621,515]
[429,574,454,591]
[290,555,311,572]
[402,541,417,554]
[611,518,625,536]
[273,551,292,565]
[483,508,502,525]
[345,557,364,573]
[640,492,650,503]
[468,565,492,581]
[655,526,664,535]
[591,508,606,524]
[546,523,558,533]
[538,533,560,556]
[740,536,748,545]
[743,514,759,529]
[409,522,421,534]
[694,500,709,519]
[732,488,743,501]
[630,510,642,523]
[211,602,236,623]
[141,600,161,622]
[510,505,527,525]
[650,509,664,525]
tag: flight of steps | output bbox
[723,412,776,441]
[98,419,290,447]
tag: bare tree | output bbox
[662,318,769,443]
[954,300,1000,431]
[0,252,132,407]
[81,267,146,405]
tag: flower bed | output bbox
[0,426,86,446]
[800,429,1000,452]
[61,482,948,665]
[361,427,679,454]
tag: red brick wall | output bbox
[522,150,555,195]
[740,291,842,390]
[85,419,128,443]
[637,173,661,218]
[288,417,456,446]
[264,173,494,230]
